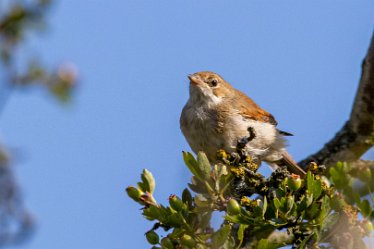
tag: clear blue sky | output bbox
[1,1,374,248]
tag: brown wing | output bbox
[231,89,278,125]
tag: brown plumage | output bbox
[230,90,278,125]
[180,71,306,177]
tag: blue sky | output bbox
[1,1,374,248]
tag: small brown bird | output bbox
[180,71,306,176]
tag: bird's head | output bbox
[187,71,233,105]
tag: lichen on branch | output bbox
[127,148,374,249]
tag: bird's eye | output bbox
[210,79,218,87]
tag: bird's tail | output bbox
[277,151,306,177]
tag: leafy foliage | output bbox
[127,147,374,249]
[0,0,77,102]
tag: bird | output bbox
[180,71,306,177]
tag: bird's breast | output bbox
[180,105,224,160]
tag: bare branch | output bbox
[299,32,374,168]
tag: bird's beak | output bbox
[188,74,202,86]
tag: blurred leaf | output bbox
[306,193,314,207]
[273,198,281,211]
[194,194,211,208]
[257,239,279,249]
[358,199,371,218]
[307,203,320,219]
[211,224,231,248]
[286,196,294,214]
[297,195,307,212]
[278,197,288,213]
[50,81,71,102]
[321,213,339,232]
[237,224,248,246]
[307,171,314,196]
[317,196,330,224]
[198,211,212,230]
[313,181,322,200]
[227,199,241,216]
[262,197,268,217]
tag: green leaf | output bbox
[317,196,330,224]
[188,176,209,194]
[137,181,147,193]
[141,169,156,193]
[225,214,252,225]
[126,186,142,203]
[306,171,322,200]
[197,152,212,180]
[358,199,372,217]
[273,197,290,216]
[321,213,339,232]
[257,239,268,249]
[313,180,322,200]
[257,239,279,249]
[278,197,288,213]
[143,205,160,220]
[155,205,171,223]
[145,231,159,245]
[297,195,307,212]
[161,237,174,249]
[166,212,183,227]
[221,236,236,249]
[182,188,193,209]
[183,151,201,178]
[306,193,314,207]
[273,198,281,211]
[329,167,339,179]
[262,197,268,217]
[211,224,231,248]
[194,194,211,208]
[306,203,320,219]
[169,195,185,211]
[307,171,314,190]
[237,224,248,246]
[286,196,294,214]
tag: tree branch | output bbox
[299,32,374,168]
